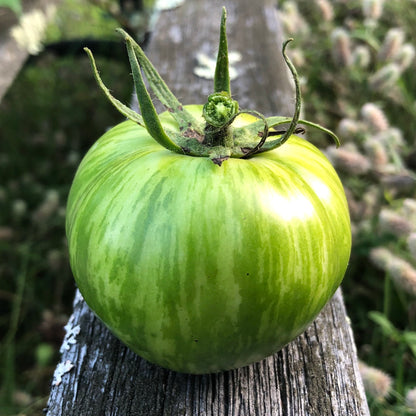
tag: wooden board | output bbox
[0,0,60,102]
[46,1,370,415]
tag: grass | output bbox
[1,0,416,415]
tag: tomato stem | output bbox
[200,8,240,157]
[202,92,238,148]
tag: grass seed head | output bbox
[359,361,392,401]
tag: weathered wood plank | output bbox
[0,0,60,102]
[46,1,370,415]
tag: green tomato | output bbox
[66,105,351,374]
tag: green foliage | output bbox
[0,3,133,413]
[45,0,120,42]
[0,0,22,16]
[370,310,416,368]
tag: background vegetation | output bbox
[279,1,416,414]
[0,0,416,415]
[0,1,141,414]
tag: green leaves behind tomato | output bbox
[66,105,351,374]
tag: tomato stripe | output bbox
[66,109,351,373]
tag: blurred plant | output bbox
[0,5,134,413]
[84,0,153,40]
[0,0,22,16]
[406,387,416,413]
[86,0,185,42]
[11,5,57,55]
[359,360,392,401]
[279,0,416,413]
[44,0,123,42]
[369,311,416,393]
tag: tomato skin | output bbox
[66,105,351,374]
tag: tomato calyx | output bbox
[84,7,340,166]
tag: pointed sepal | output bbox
[214,7,231,95]
[84,47,145,126]
[231,38,340,158]
[125,37,183,154]
[117,28,204,136]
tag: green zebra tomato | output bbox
[66,10,351,374]
[66,106,351,373]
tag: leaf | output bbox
[402,331,416,358]
[0,0,22,15]
[368,311,400,341]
